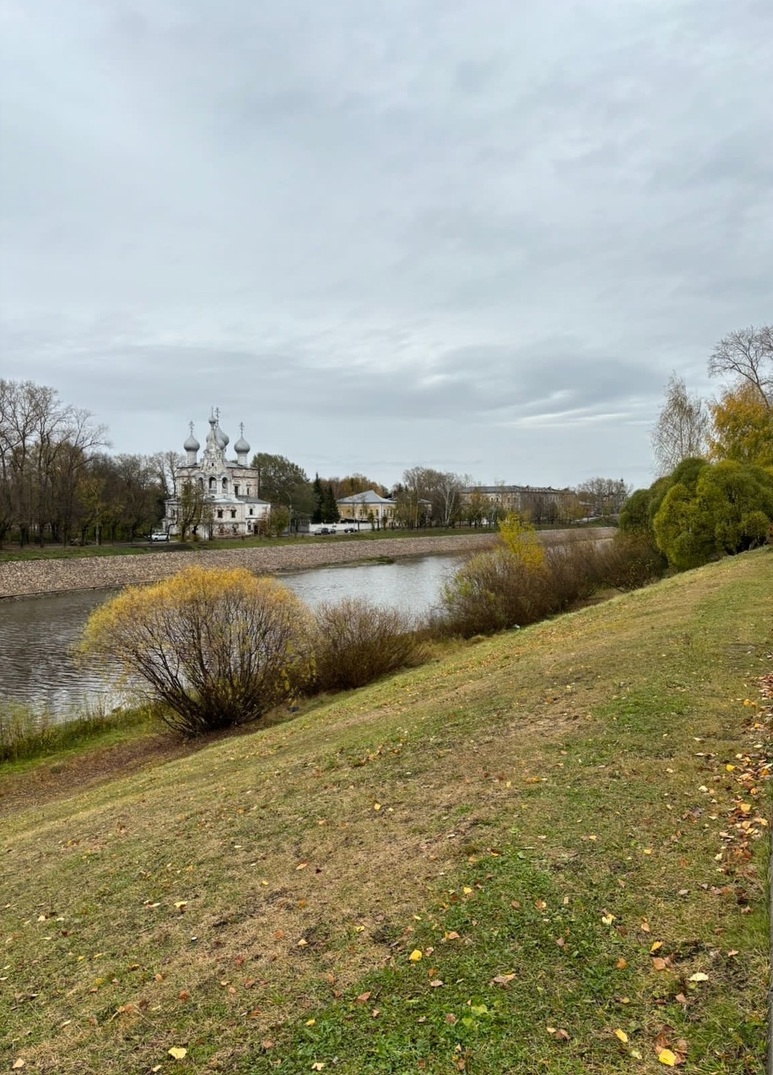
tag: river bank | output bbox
[0,529,613,599]
[2,550,769,1073]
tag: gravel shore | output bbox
[0,529,613,600]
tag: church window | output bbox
[234,484,240,496]
[209,477,215,491]
[222,478,228,492]
[230,509,237,519]
[217,510,223,519]
[249,508,253,516]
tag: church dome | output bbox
[217,426,230,448]
[235,432,250,454]
[184,427,200,452]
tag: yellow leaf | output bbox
[305,1019,316,1026]
[409,949,423,962]
[12,1062,25,1071]
[311,1064,325,1071]
[631,1048,643,1059]
[688,971,708,982]
[650,941,663,953]
[463,886,473,895]
[614,1029,628,1043]
[168,1047,188,1060]
[373,803,381,811]
[658,1049,677,1066]
[601,912,615,926]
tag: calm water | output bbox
[0,555,461,718]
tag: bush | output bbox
[437,547,553,637]
[80,566,315,737]
[593,531,668,590]
[312,597,425,691]
[436,533,668,639]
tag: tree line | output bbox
[624,324,773,568]
[0,377,629,548]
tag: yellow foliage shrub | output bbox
[497,512,545,570]
[80,566,315,736]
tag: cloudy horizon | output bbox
[1,0,771,491]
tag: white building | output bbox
[163,411,271,539]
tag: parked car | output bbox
[150,531,170,542]
[341,526,356,533]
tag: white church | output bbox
[163,410,271,539]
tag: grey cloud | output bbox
[1,0,771,490]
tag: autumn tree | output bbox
[329,473,388,499]
[708,383,773,467]
[80,566,315,737]
[651,374,709,476]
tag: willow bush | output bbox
[80,566,315,737]
[312,597,425,691]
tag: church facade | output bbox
[162,411,271,539]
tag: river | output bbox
[0,554,463,719]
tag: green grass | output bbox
[1,549,771,1074]
[0,701,157,764]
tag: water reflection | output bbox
[0,555,461,718]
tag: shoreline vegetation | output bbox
[0,527,613,600]
[2,547,770,1072]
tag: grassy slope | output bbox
[2,550,771,1074]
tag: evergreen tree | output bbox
[311,474,324,524]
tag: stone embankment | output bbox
[0,529,615,600]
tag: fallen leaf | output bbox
[168,1047,188,1060]
[409,949,423,962]
[615,958,627,969]
[445,1013,457,1025]
[658,1049,677,1067]
[311,1064,325,1072]
[614,1029,629,1043]
[444,931,460,941]
[12,1062,25,1071]
[650,941,663,953]
[688,972,708,982]
[490,973,516,986]
[429,979,444,987]
[355,992,372,1003]
[296,862,308,871]
[602,912,616,926]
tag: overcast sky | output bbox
[1,0,771,491]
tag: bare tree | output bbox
[651,374,709,477]
[708,325,772,408]
[575,477,630,518]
